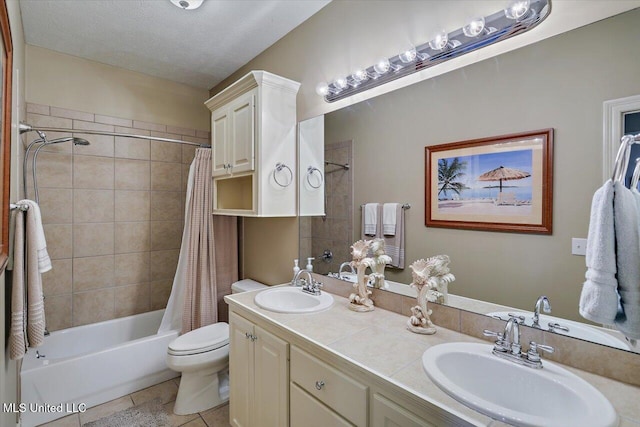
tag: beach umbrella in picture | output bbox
[477,166,531,192]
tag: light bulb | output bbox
[170,0,204,10]
[463,17,485,37]
[399,46,417,63]
[373,58,391,75]
[428,30,449,51]
[504,0,530,20]
[315,82,329,97]
[333,77,348,90]
[351,69,368,83]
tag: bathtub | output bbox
[20,309,179,427]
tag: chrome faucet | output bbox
[291,269,323,296]
[532,295,551,329]
[338,262,355,279]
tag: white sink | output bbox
[487,311,629,351]
[422,342,618,427]
[254,287,334,314]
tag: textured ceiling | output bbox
[19,0,330,89]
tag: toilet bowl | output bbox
[166,279,266,415]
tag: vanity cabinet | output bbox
[205,71,300,217]
[371,393,436,427]
[229,312,289,427]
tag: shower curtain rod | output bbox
[19,123,211,148]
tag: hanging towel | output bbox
[9,210,26,360]
[24,201,47,347]
[383,203,398,236]
[363,203,379,236]
[580,181,619,325]
[384,204,405,269]
[17,200,51,273]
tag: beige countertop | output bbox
[225,287,640,427]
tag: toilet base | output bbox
[173,366,229,415]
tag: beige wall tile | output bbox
[151,221,182,250]
[195,129,210,140]
[181,164,190,193]
[130,379,178,405]
[43,224,73,259]
[370,288,403,313]
[133,120,166,133]
[44,295,72,331]
[150,249,179,281]
[73,189,114,223]
[151,191,182,221]
[115,222,150,253]
[182,145,197,164]
[151,162,181,191]
[114,159,150,191]
[38,188,73,224]
[73,223,114,257]
[26,112,72,130]
[50,107,94,122]
[72,120,113,132]
[150,280,173,310]
[429,303,462,332]
[115,283,150,317]
[36,152,73,188]
[151,141,182,163]
[95,114,133,128]
[166,125,196,137]
[181,135,209,146]
[115,252,150,286]
[73,155,114,189]
[73,288,115,326]
[26,103,50,115]
[42,259,72,296]
[73,255,115,291]
[73,133,114,157]
[115,136,150,160]
[460,310,506,344]
[115,190,150,222]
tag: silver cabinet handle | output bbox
[315,380,325,390]
[245,332,251,339]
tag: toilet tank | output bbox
[231,279,267,294]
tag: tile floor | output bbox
[39,378,231,427]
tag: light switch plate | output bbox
[572,238,587,256]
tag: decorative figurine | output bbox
[370,238,391,289]
[406,255,455,335]
[348,240,375,312]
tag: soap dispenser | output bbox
[293,259,300,275]
[306,257,315,272]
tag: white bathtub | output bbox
[20,309,179,427]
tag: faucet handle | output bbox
[526,341,555,363]
[507,313,525,323]
[483,329,503,339]
[548,322,569,333]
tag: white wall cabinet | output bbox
[206,71,300,217]
[298,115,325,216]
[229,312,289,427]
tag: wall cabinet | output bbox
[206,71,300,217]
[229,312,289,427]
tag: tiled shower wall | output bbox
[25,103,210,330]
[300,140,353,276]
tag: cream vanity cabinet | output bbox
[205,71,300,217]
[229,312,289,427]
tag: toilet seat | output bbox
[168,322,229,356]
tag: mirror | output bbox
[299,8,640,353]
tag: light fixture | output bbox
[316,0,550,103]
[170,0,204,10]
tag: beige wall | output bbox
[324,9,640,323]
[26,46,210,131]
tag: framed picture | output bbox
[425,129,553,234]
[0,0,12,272]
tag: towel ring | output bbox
[273,162,293,188]
[306,166,323,189]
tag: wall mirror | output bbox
[298,8,640,354]
[0,1,12,273]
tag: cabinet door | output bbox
[229,91,255,174]
[371,393,437,427]
[212,107,230,177]
[290,383,352,427]
[253,325,289,427]
[229,313,255,427]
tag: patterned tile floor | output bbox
[39,378,231,427]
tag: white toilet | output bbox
[166,279,266,415]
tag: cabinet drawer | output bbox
[290,346,367,427]
[290,383,352,427]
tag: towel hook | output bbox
[306,166,323,189]
[611,135,637,183]
[273,162,293,188]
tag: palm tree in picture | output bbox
[438,157,467,198]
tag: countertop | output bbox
[225,287,640,427]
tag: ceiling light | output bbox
[316,0,550,103]
[170,0,204,10]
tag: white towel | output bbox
[383,203,398,236]
[384,204,405,269]
[9,210,26,360]
[17,200,51,273]
[363,203,378,236]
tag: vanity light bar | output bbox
[317,0,551,103]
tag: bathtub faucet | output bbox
[36,350,46,359]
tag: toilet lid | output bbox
[168,322,229,356]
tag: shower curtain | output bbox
[159,148,238,334]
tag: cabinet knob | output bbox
[245,332,251,339]
[315,380,325,390]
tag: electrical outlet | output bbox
[572,238,587,256]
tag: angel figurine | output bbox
[369,238,391,289]
[348,240,375,312]
[406,255,455,335]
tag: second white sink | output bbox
[254,287,334,314]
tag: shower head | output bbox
[72,137,90,146]
[46,136,91,146]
